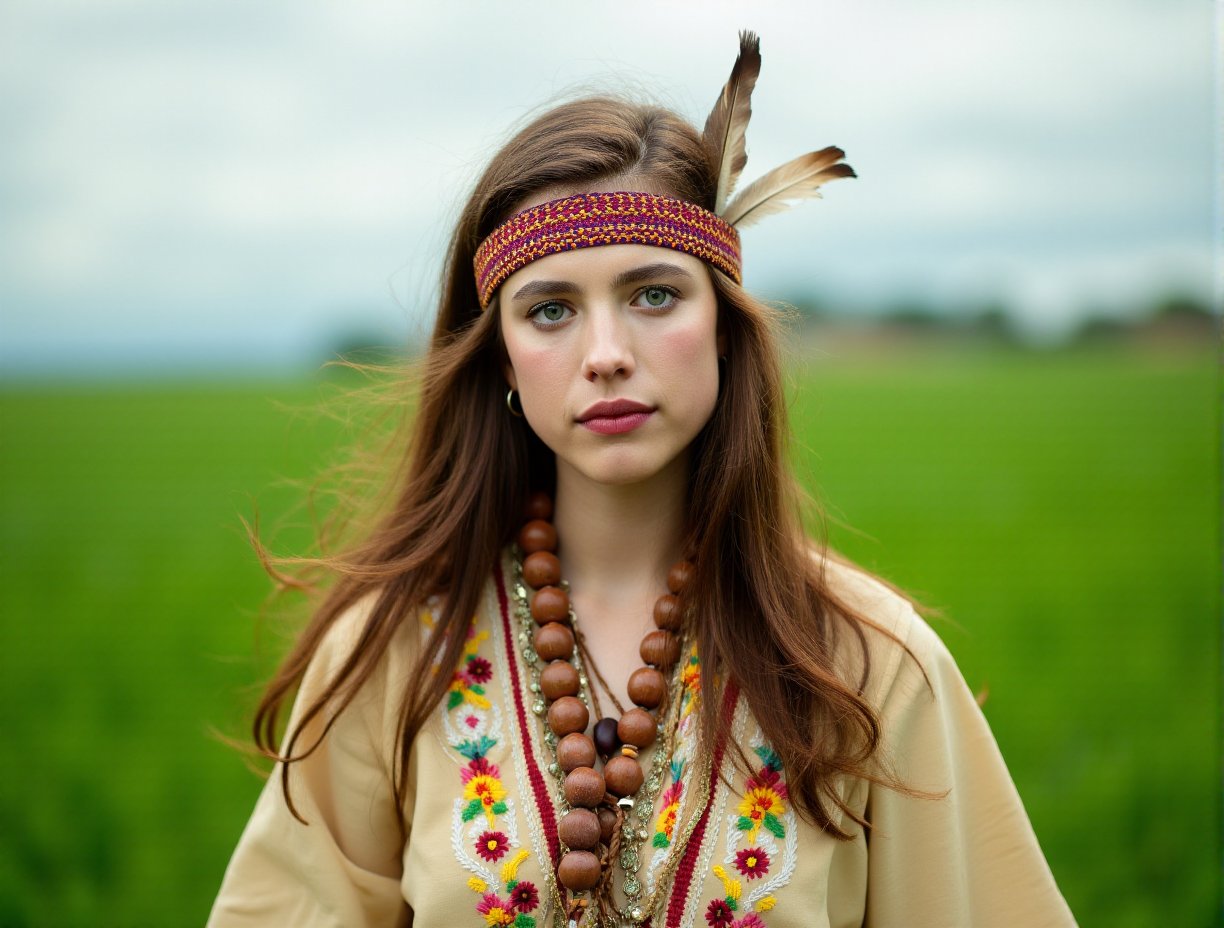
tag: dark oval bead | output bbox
[652,594,682,630]
[557,808,601,850]
[562,766,605,808]
[597,807,618,843]
[593,716,621,758]
[626,667,666,709]
[533,622,575,661]
[640,629,681,667]
[557,849,601,891]
[525,491,553,521]
[556,732,597,773]
[603,754,644,797]
[539,660,580,701]
[547,696,589,737]
[522,550,561,589]
[531,586,570,625]
[518,519,557,554]
[667,560,695,594]
[617,707,657,749]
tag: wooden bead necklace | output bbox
[513,491,694,925]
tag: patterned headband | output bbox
[472,191,742,310]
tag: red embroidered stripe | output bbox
[494,560,560,863]
[664,681,740,928]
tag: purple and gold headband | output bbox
[472,191,742,310]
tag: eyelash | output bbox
[525,285,682,328]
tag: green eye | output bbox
[642,287,673,307]
[541,303,566,321]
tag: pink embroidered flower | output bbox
[734,846,770,880]
[475,892,514,926]
[705,899,734,926]
[659,779,683,808]
[474,830,509,862]
[509,881,539,912]
[461,756,500,782]
[465,656,493,683]
[734,915,766,928]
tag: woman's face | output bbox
[499,242,724,489]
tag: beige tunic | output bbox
[208,552,1076,927]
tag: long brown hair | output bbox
[254,94,912,840]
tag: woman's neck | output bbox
[551,458,687,608]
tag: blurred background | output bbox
[0,1,1218,925]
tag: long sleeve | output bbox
[862,612,1076,927]
[208,600,411,928]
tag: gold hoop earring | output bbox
[506,389,524,418]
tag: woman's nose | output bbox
[581,306,635,383]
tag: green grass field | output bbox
[0,344,1217,927]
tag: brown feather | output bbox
[703,31,762,214]
[722,147,856,228]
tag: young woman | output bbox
[209,33,1076,928]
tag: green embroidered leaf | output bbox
[461,798,483,822]
[669,758,685,780]
[735,815,755,832]
[763,812,786,839]
[447,690,464,710]
[492,801,507,815]
[726,897,738,911]
[456,735,497,761]
[513,916,535,928]
[506,879,518,891]
[470,684,485,696]
[652,832,670,848]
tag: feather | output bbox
[703,30,762,215]
[721,146,856,228]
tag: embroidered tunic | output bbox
[208,553,1076,927]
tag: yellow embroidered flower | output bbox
[736,785,785,841]
[655,800,679,841]
[463,774,507,824]
[482,906,513,927]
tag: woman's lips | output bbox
[581,411,652,435]
[577,399,654,435]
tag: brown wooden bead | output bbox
[533,622,574,661]
[530,586,569,625]
[597,807,617,843]
[518,519,557,554]
[525,491,553,522]
[539,660,580,701]
[640,629,681,667]
[557,808,601,850]
[556,849,601,891]
[562,766,605,808]
[667,560,694,594]
[603,754,644,797]
[522,550,561,589]
[617,707,657,749]
[626,667,666,709]
[547,696,589,737]
[652,594,682,630]
[556,732,597,773]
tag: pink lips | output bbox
[577,399,655,435]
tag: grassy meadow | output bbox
[0,342,1217,926]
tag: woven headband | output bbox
[473,191,741,310]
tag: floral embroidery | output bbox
[433,608,536,927]
[467,849,540,927]
[475,830,511,862]
[734,847,770,880]
[734,746,787,843]
[701,740,798,925]
[650,647,702,855]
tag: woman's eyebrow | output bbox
[510,262,695,302]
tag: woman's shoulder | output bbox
[813,550,949,711]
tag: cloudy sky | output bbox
[0,0,1216,375]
